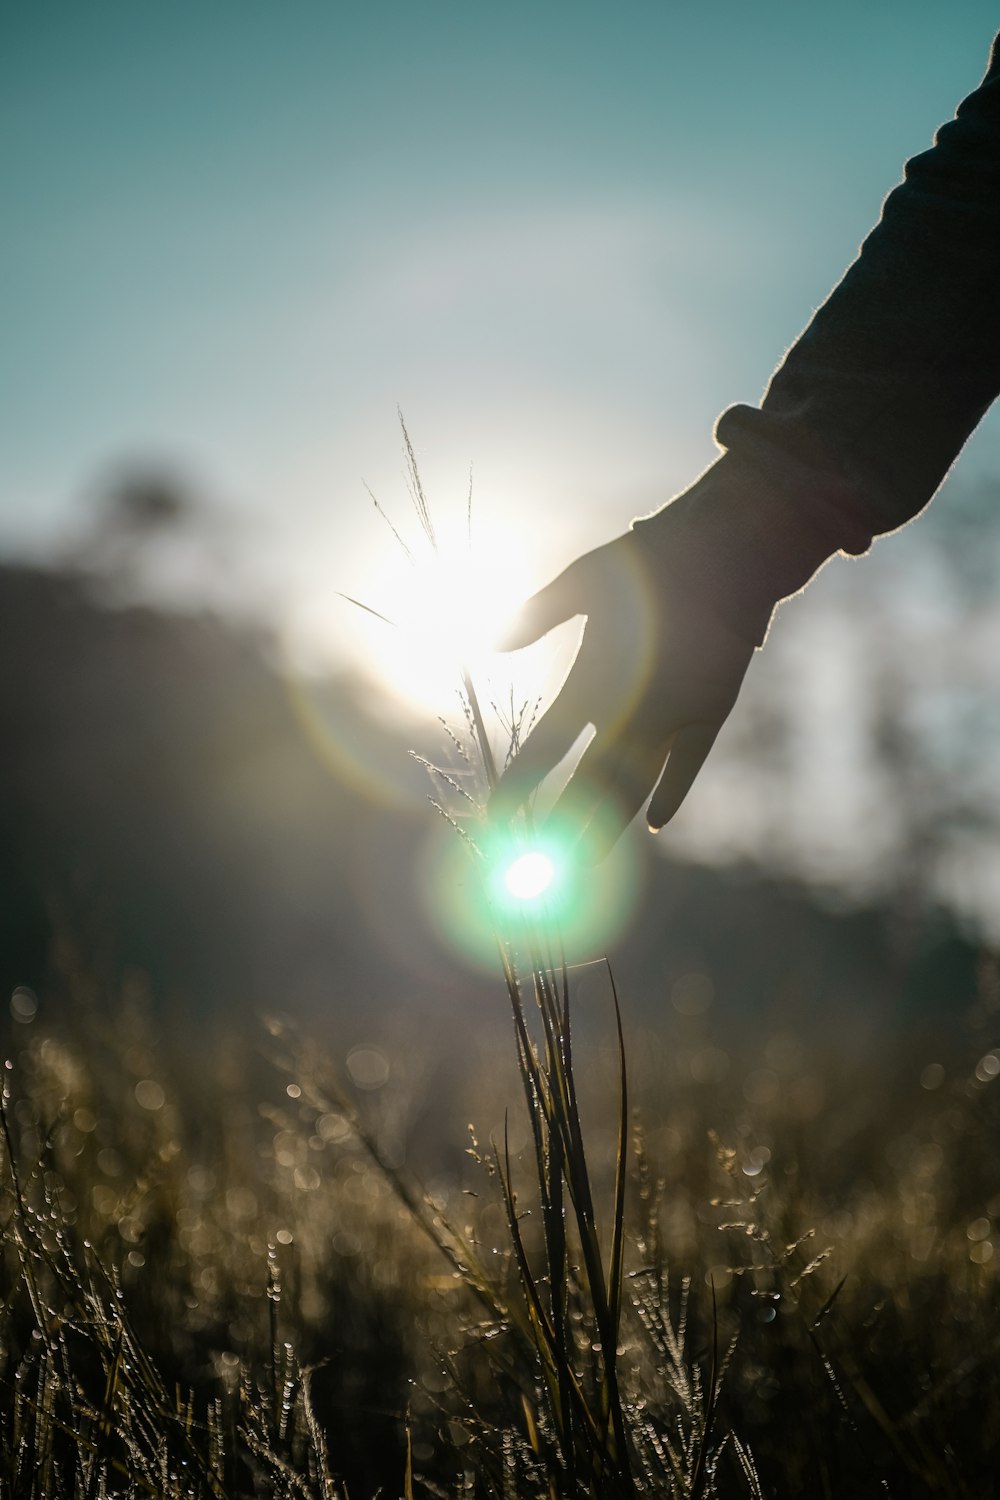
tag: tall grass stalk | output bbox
[377,421,731,1495]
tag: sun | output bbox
[389,548,514,663]
[352,525,535,718]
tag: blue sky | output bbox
[2,3,998,632]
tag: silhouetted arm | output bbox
[638,31,1000,646]
[495,33,1000,854]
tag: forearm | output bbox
[638,33,1000,645]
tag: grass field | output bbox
[1,926,998,1497]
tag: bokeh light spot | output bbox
[134,1079,166,1112]
[347,1046,390,1090]
[10,987,38,1024]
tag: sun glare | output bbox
[356,531,533,717]
[393,550,513,660]
[504,850,556,902]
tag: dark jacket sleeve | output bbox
[637,33,1000,644]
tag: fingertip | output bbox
[495,564,586,653]
[647,722,721,830]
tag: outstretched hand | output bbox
[489,527,755,862]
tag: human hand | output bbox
[489,522,755,862]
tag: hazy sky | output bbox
[3,3,998,635]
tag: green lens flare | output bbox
[504,850,556,902]
[419,818,642,972]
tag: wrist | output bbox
[631,443,860,646]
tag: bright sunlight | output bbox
[352,525,537,719]
[504,849,556,901]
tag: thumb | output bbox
[646,722,722,831]
[495,558,588,652]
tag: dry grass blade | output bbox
[336,591,398,629]
[399,409,437,550]
[607,963,629,1359]
[404,1419,415,1500]
[365,478,415,563]
[689,1279,720,1500]
[85,1317,125,1500]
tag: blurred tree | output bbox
[75,468,198,576]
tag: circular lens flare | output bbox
[504,850,556,902]
[420,817,642,973]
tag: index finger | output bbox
[549,730,671,864]
[646,721,722,831]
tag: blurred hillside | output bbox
[0,556,983,1076]
[0,562,430,1023]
